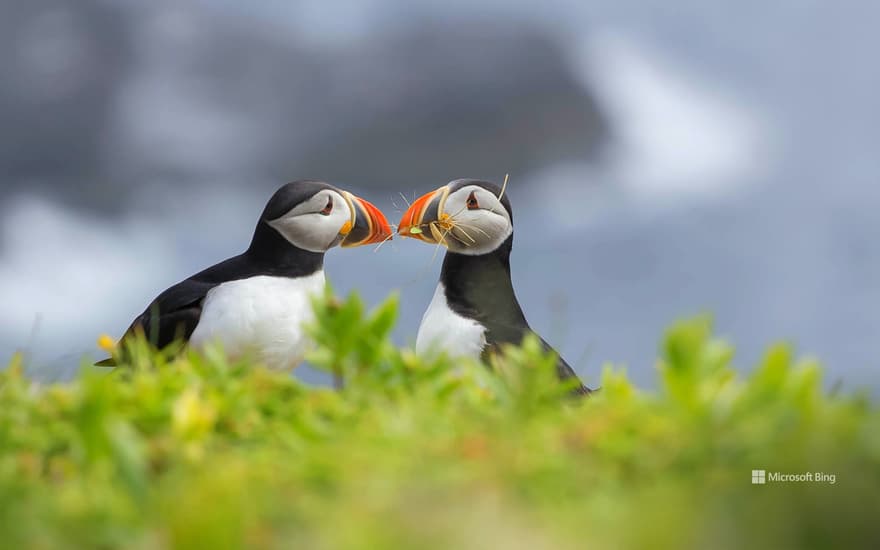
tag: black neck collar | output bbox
[439,234,528,327]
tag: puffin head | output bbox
[397,179,513,255]
[256,180,392,253]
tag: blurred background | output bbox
[1,0,878,391]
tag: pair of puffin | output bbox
[101,179,591,394]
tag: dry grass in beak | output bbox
[498,173,509,202]
[372,225,397,253]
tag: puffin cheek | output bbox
[461,215,508,253]
[463,213,495,243]
[298,218,337,252]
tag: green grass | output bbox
[1,291,878,549]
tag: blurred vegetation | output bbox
[1,291,878,549]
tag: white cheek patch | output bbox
[268,215,332,252]
[443,186,512,255]
[450,211,512,255]
[267,191,352,252]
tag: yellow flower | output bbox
[173,388,217,440]
[97,334,116,353]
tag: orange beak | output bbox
[397,186,449,243]
[340,193,393,247]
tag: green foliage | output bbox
[1,294,878,549]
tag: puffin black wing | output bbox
[94,278,211,366]
[538,337,592,396]
[95,254,261,366]
[96,246,326,366]
[478,319,592,396]
[127,279,213,348]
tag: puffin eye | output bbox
[466,192,480,210]
[319,196,333,216]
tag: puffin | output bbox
[98,180,391,369]
[397,178,592,395]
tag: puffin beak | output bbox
[339,193,393,247]
[397,186,449,243]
